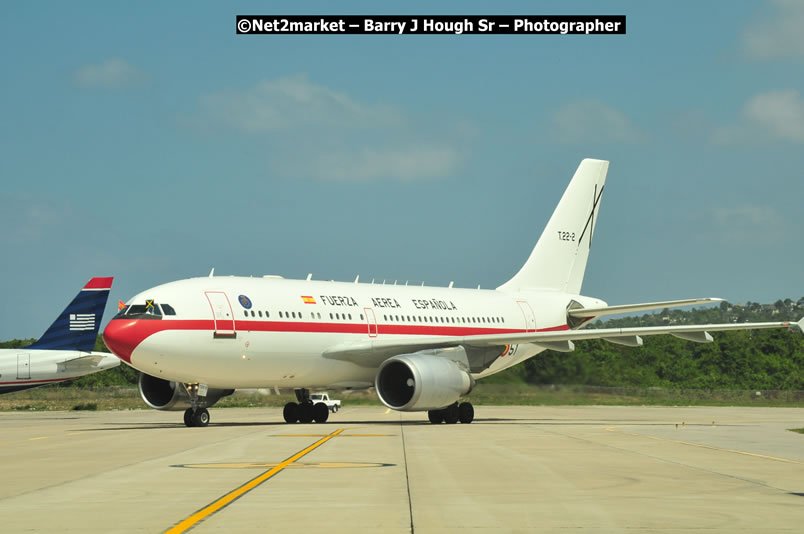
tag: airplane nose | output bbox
[103,319,143,363]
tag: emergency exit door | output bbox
[17,353,30,379]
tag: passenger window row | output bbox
[240,308,504,325]
[381,314,504,324]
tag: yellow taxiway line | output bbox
[165,428,344,533]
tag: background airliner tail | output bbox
[26,277,113,352]
[498,159,609,294]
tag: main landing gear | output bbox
[283,388,330,424]
[427,402,474,424]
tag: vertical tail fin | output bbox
[26,277,114,352]
[497,159,608,294]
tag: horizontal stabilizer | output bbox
[602,335,643,347]
[671,331,713,343]
[59,353,120,372]
[568,298,725,318]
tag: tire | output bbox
[193,408,210,427]
[428,409,444,424]
[297,401,314,424]
[184,408,195,427]
[458,402,474,424]
[283,402,299,423]
[332,405,339,413]
[444,403,459,424]
[313,402,329,423]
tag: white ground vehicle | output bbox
[310,393,341,413]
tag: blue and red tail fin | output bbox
[26,277,114,352]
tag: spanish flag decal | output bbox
[301,296,316,304]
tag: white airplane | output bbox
[0,277,119,394]
[102,160,803,427]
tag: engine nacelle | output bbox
[138,373,234,411]
[375,352,475,411]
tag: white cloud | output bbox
[552,100,641,144]
[192,75,466,182]
[300,146,460,182]
[711,205,783,243]
[72,58,147,88]
[744,89,804,142]
[743,0,804,60]
[200,74,402,132]
[713,205,781,227]
[711,89,804,145]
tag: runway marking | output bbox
[276,433,390,438]
[165,428,344,534]
[173,461,390,470]
[28,436,48,441]
[606,426,804,465]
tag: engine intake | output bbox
[375,352,474,411]
[138,373,234,411]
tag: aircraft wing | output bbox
[323,318,803,367]
[567,297,725,319]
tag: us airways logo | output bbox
[69,313,95,331]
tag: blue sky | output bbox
[1,1,802,339]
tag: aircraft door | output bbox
[205,291,237,338]
[517,301,537,332]
[17,353,30,380]
[364,307,378,338]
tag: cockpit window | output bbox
[161,304,176,315]
[127,304,162,316]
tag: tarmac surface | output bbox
[2,405,804,533]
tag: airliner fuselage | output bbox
[104,276,604,389]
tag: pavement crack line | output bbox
[165,428,344,534]
[537,426,796,495]
[400,416,415,534]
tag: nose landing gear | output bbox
[183,407,210,427]
[182,382,211,427]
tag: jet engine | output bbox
[138,373,234,411]
[375,352,475,411]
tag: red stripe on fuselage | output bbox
[102,318,570,363]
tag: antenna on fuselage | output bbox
[449,281,454,288]
[354,275,359,283]
[306,273,312,281]
[209,268,215,278]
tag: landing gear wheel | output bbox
[444,403,460,424]
[313,402,329,423]
[283,402,299,423]
[184,408,195,427]
[428,409,444,424]
[458,402,474,424]
[297,401,314,423]
[332,405,339,413]
[192,408,210,427]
